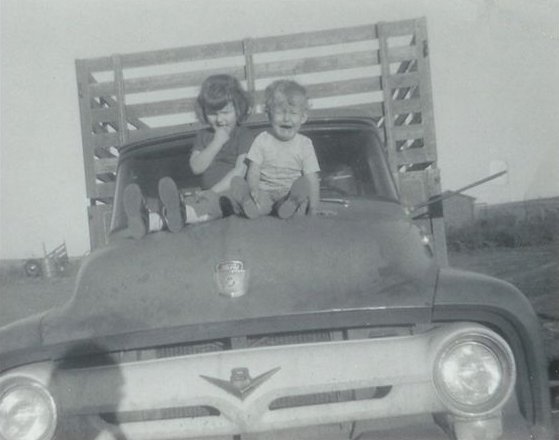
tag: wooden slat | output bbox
[377,19,416,38]
[253,50,380,80]
[80,56,113,73]
[243,39,255,92]
[413,18,438,160]
[393,124,424,141]
[94,182,116,199]
[387,45,417,63]
[90,66,245,97]
[306,77,382,99]
[338,102,384,118]
[377,22,397,175]
[91,107,118,124]
[126,97,196,118]
[76,59,98,198]
[93,132,120,148]
[95,158,118,175]
[127,123,202,143]
[388,72,419,89]
[112,55,129,144]
[251,25,377,53]
[119,41,244,69]
[98,96,149,130]
[81,41,245,73]
[395,149,436,166]
[90,81,116,97]
[392,98,422,114]
[128,66,243,93]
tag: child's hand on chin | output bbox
[214,126,232,144]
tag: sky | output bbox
[1,0,558,259]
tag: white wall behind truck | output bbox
[1,0,558,259]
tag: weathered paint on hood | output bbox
[37,201,436,345]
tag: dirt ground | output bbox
[1,244,558,358]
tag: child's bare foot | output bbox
[123,183,147,239]
[158,177,184,232]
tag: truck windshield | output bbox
[111,124,398,232]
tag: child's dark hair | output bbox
[195,74,252,124]
[264,80,309,113]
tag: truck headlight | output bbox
[433,329,516,417]
[0,379,57,440]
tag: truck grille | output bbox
[56,326,416,434]
[269,386,391,410]
[101,405,220,424]
[105,329,344,364]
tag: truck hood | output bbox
[39,201,436,345]
[23,201,437,349]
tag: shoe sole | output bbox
[123,184,147,239]
[158,177,183,233]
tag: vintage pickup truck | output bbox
[0,109,554,439]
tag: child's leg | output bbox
[276,176,310,219]
[229,176,273,218]
[253,191,274,217]
[158,177,184,232]
[159,177,224,228]
[183,190,223,224]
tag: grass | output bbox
[447,213,559,251]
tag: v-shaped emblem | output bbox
[200,366,281,400]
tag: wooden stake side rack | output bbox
[76,17,447,263]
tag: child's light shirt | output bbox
[247,131,320,192]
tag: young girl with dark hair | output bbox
[123,74,254,238]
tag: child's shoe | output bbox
[219,196,235,217]
[230,177,260,219]
[123,183,148,239]
[158,177,185,232]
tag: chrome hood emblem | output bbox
[214,260,248,297]
[200,367,280,400]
